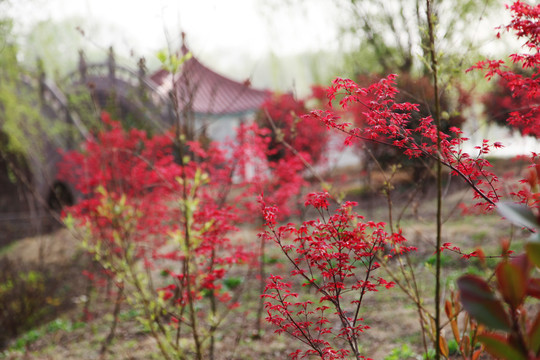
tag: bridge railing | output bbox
[65,48,172,109]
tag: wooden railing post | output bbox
[108,46,116,81]
[78,50,87,83]
[138,57,147,98]
[37,57,45,103]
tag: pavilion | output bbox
[150,35,271,142]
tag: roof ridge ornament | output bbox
[181,31,189,55]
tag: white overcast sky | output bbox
[7,0,341,58]
[4,0,515,78]
[4,0,346,94]
[3,0,537,155]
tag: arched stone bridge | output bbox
[0,45,269,242]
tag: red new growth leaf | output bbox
[496,255,530,310]
[478,333,527,360]
[457,275,512,332]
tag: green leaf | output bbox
[526,241,540,268]
[182,52,192,62]
[497,202,538,231]
[478,333,527,360]
[457,275,511,332]
[529,311,540,354]
[223,277,243,290]
[262,254,280,265]
[156,50,167,64]
[63,212,74,229]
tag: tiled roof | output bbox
[150,47,270,116]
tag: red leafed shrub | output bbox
[233,121,310,220]
[259,5,540,359]
[56,107,318,358]
[457,5,540,357]
[469,1,540,139]
[312,73,468,178]
[261,192,415,359]
[482,73,540,135]
[58,112,255,358]
[262,70,515,358]
[58,113,180,246]
[256,93,328,164]
[306,74,502,211]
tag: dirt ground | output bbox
[1,227,428,359]
[1,159,528,359]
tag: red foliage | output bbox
[58,112,251,309]
[470,1,540,138]
[482,74,540,135]
[305,75,502,211]
[57,109,317,333]
[260,192,414,359]
[233,121,309,220]
[312,73,468,175]
[257,92,328,164]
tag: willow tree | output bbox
[338,0,501,75]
